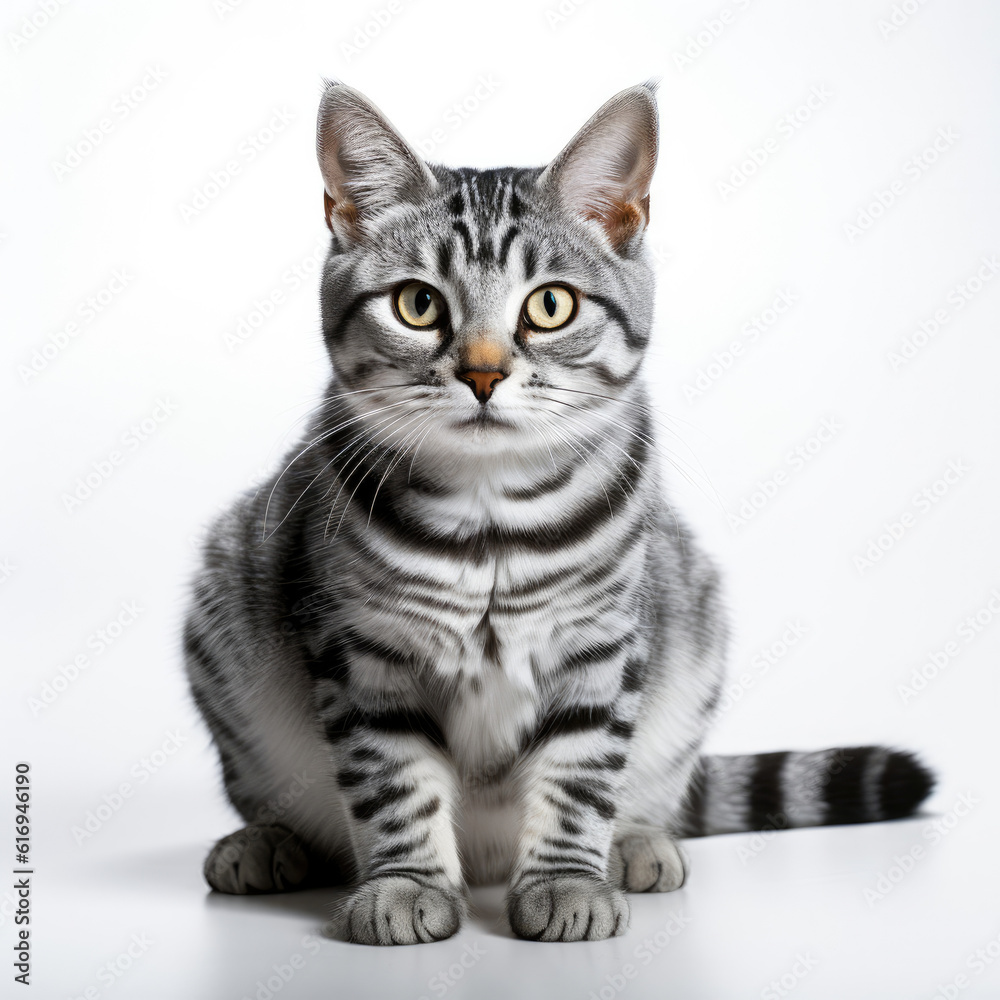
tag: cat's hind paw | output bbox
[614,829,687,893]
[203,824,310,894]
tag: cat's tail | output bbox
[678,746,934,837]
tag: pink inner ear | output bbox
[587,194,650,252]
[316,83,438,240]
[543,87,658,252]
[323,190,358,235]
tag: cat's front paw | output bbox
[333,876,464,945]
[507,876,629,942]
[615,830,687,892]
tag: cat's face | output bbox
[316,83,658,465]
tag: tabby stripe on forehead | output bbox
[508,185,525,219]
[467,172,481,209]
[476,231,495,266]
[497,226,519,268]
[522,241,539,280]
[435,239,453,277]
[452,220,475,261]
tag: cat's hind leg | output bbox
[204,824,342,894]
[612,823,687,893]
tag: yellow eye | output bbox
[394,282,446,328]
[524,285,577,330]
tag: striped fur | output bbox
[184,82,933,945]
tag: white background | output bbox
[2,0,999,997]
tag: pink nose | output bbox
[458,370,505,402]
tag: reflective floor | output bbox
[32,786,1000,1000]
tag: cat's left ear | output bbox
[538,82,658,253]
[316,80,438,241]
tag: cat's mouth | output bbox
[452,408,516,430]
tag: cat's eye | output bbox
[394,282,446,329]
[523,285,577,331]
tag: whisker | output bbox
[538,412,619,517]
[542,386,726,517]
[407,418,441,484]
[367,414,437,527]
[260,381,425,481]
[262,398,418,539]
[325,408,426,540]
[263,416,402,542]
[536,397,643,472]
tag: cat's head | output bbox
[315,81,658,466]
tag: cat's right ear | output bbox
[316,80,437,242]
[537,81,659,254]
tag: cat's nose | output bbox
[458,370,505,403]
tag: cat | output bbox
[183,79,933,945]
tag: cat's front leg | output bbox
[505,708,636,942]
[322,701,466,945]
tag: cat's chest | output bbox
[340,468,643,676]
[442,663,538,776]
[390,550,570,670]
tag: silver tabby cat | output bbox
[184,81,932,944]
